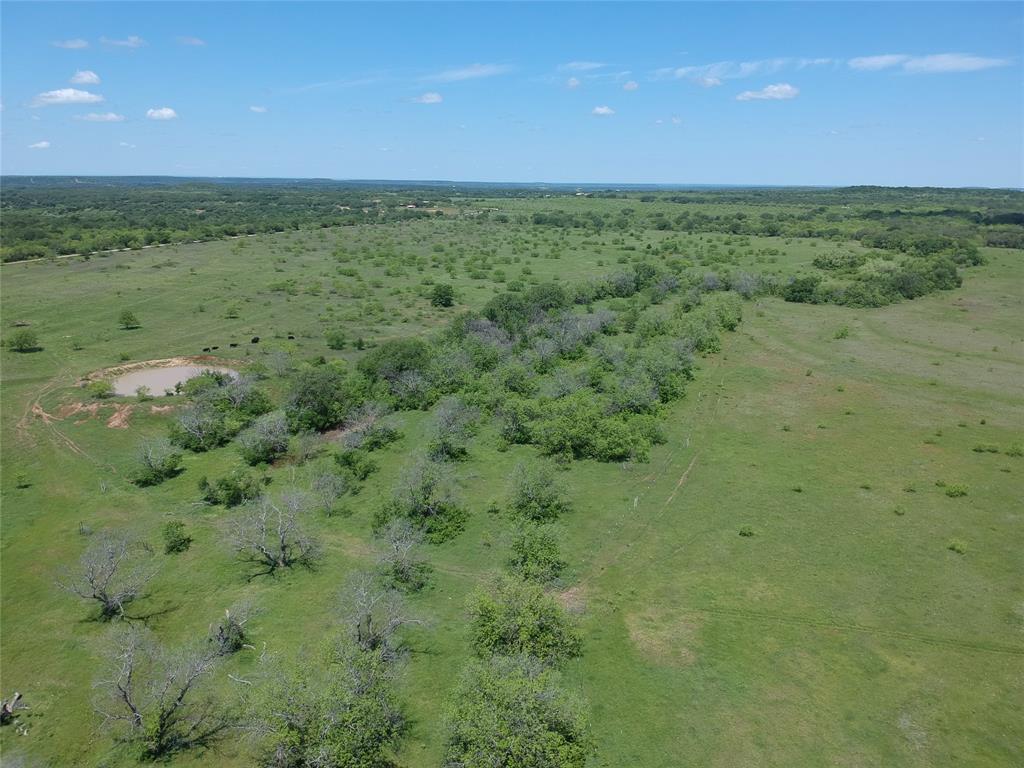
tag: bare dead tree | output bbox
[93,626,230,759]
[57,532,157,620]
[311,470,349,515]
[377,518,429,591]
[338,571,421,660]
[227,491,322,577]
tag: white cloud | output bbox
[902,53,1011,74]
[177,36,206,46]
[849,52,1012,74]
[146,107,178,120]
[70,69,101,85]
[657,57,832,86]
[561,61,604,71]
[658,58,789,86]
[29,141,51,149]
[671,115,682,125]
[31,88,104,107]
[101,35,145,48]
[798,58,834,69]
[592,105,615,116]
[848,54,910,71]
[623,80,639,91]
[52,38,88,49]
[119,141,136,148]
[566,77,581,89]
[736,83,799,101]
[412,92,443,104]
[423,63,512,82]
[249,105,268,113]
[76,112,125,122]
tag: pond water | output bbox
[112,365,237,396]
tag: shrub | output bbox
[507,462,571,522]
[161,521,192,554]
[947,538,967,554]
[199,469,264,507]
[87,380,116,400]
[118,309,140,329]
[509,525,565,584]
[782,276,821,303]
[285,364,361,432]
[1005,444,1023,458]
[468,576,582,663]
[132,437,183,487]
[443,655,590,768]
[324,328,347,350]
[972,444,999,453]
[376,457,467,543]
[944,483,968,498]
[236,411,290,465]
[738,526,755,537]
[5,328,40,352]
[430,283,455,307]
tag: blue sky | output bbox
[2,2,1021,186]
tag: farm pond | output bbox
[111,365,237,396]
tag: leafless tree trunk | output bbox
[339,572,421,660]
[57,532,157,620]
[227,491,322,576]
[93,626,229,759]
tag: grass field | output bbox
[1,216,1021,767]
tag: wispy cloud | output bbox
[849,52,1012,73]
[622,80,639,91]
[561,61,605,72]
[848,54,909,71]
[31,88,104,107]
[293,74,388,93]
[736,83,799,101]
[566,77,581,89]
[146,107,178,120]
[119,141,136,148]
[101,35,146,48]
[52,38,88,49]
[177,36,206,46]
[29,141,51,149]
[904,53,1012,73]
[656,57,831,86]
[592,105,615,116]
[70,70,101,85]
[412,92,443,104]
[423,63,513,82]
[76,112,125,122]
[249,105,268,113]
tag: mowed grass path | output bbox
[1,235,1021,766]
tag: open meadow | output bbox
[1,188,1022,767]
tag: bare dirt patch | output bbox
[556,585,587,615]
[106,404,134,429]
[625,607,702,667]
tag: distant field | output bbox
[1,197,1022,767]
